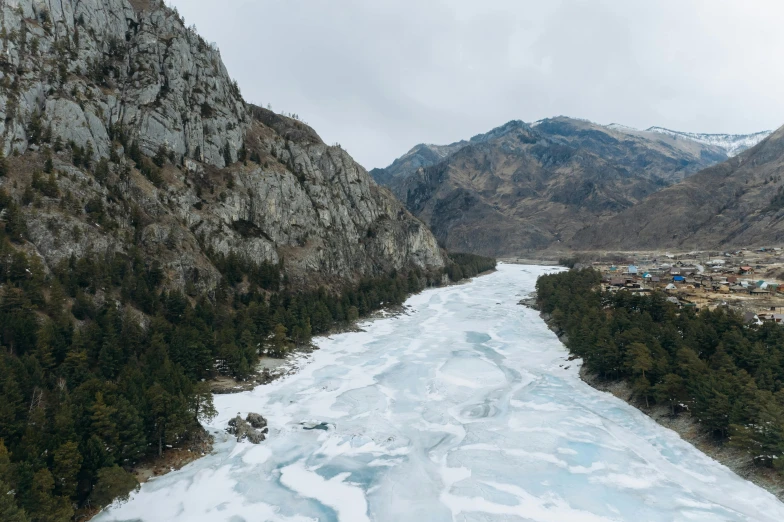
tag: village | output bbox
[581,248,784,324]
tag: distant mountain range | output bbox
[571,124,784,251]
[371,117,770,256]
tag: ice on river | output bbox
[95,264,784,522]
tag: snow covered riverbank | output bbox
[95,264,784,522]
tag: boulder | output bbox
[227,413,267,443]
[246,413,267,429]
[246,430,266,444]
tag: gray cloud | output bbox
[169,0,784,169]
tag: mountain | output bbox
[368,121,528,186]
[570,124,784,251]
[0,0,445,291]
[372,116,756,256]
[0,2,458,518]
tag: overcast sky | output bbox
[170,0,784,169]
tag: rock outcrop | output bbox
[1,0,246,167]
[227,413,268,444]
[0,0,444,291]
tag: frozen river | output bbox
[96,264,784,522]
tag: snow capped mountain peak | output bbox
[606,123,639,132]
[645,127,772,157]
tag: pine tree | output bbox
[0,148,8,177]
[114,396,147,465]
[43,153,54,174]
[52,442,82,499]
[627,342,653,380]
[27,469,73,522]
[95,158,110,182]
[0,439,27,521]
[90,392,119,456]
[90,466,139,508]
[269,324,289,358]
[189,381,217,424]
[653,373,687,416]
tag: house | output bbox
[740,266,754,275]
[673,275,686,282]
[651,276,661,283]
[744,312,762,325]
[627,265,638,275]
[666,296,680,305]
[727,276,738,284]
[665,283,677,290]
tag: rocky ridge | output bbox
[0,0,445,291]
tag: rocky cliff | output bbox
[372,117,744,256]
[0,0,444,291]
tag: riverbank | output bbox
[537,308,784,502]
[208,270,498,394]
[115,286,450,504]
[580,368,784,501]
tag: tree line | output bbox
[445,253,497,281]
[537,269,784,474]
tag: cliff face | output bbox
[0,0,444,290]
[2,0,246,166]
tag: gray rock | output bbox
[246,413,267,430]
[245,430,266,444]
[0,0,445,295]
[228,413,268,443]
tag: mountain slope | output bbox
[369,120,527,186]
[646,127,772,157]
[373,117,751,256]
[570,124,784,251]
[0,1,453,519]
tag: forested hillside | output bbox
[0,154,494,520]
[537,270,784,474]
[0,0,489,519]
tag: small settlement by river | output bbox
[581,248,784,322]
